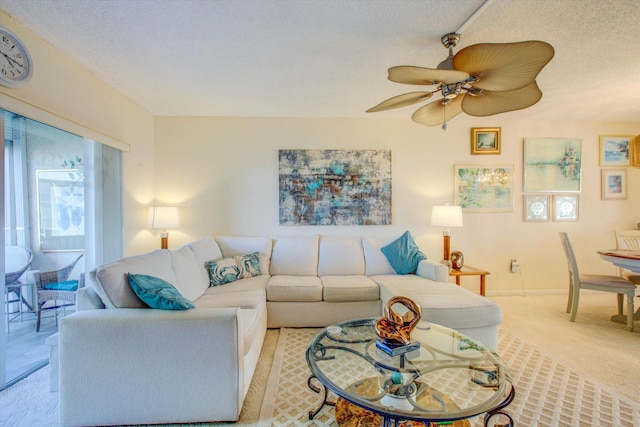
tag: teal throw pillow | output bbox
[380,231,426,275]
[208,252,261,287]
[127,273,195,310]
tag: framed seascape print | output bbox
[523,137,582,192]
[454,164,514,212]
[599,135,632,167]
[601,169,627,200]
[523,195,550,222]
[36,169,85,251]
[553,195,579,222]
[471,127,501,155]
[278,149,392,225]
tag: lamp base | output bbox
[161,231,169,249]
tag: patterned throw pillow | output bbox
[208,252,261,286]
[127,273,195,310]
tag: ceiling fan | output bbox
[366,32,554,129]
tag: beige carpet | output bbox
[258,327,640,427]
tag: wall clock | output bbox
[0,27,33,88]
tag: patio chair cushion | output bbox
[44,280,79,292]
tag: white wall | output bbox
[154,115,639,293]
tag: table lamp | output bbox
[430,205,463,265]
[147,206,180,249]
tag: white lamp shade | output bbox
[430,205,463,228]
[147,206,180,229]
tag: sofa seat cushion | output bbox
[199,274,269,295]
[372,275,502,329]
[267,275,322,302]
[196,288,266,311]
[321,275,379,302]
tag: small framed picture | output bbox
[601,169,627,200]
[523,195,550,222]
[599,135,633,167]
[471,128,501,155]
[553,195,579,221]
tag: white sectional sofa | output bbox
[56,233,501,427]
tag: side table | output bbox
[449,265,490,296]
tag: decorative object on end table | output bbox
[375,296,422,349]
[450,251,464,270]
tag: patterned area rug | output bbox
[1,328,639,426]
[260,328,640,427]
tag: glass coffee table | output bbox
[306,318,514,427]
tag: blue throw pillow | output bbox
[127,273,195,310]
[380,231,426,275]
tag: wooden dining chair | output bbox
[614,229,640,285]
[559,232,636,331]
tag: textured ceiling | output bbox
[1,0,639,123]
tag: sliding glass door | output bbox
[1,110,123,389]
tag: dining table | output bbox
[597,249,640,325]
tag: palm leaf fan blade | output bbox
[453,41,554,92]
[366,92,434,113]
[388,66,469,85]
[412,96,464,126]
[461,81,543,117]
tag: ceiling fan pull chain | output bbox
[442,103,447,131]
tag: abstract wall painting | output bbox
[278,149,391,225]
[523,137,582,192]
[454,164,514,212]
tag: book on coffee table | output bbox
[375,339,420,356]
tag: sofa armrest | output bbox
[59,307,244,426]
[415,259,449,282]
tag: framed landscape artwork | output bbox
[601,169,627,200]
[599,135,632,167]
[523,195,550,222]
[471,127,501,155]
[553,195,579,221]
[454,164,514,212]
[278,149,392,225]
[523,137,582,192]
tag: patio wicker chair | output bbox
[33,253,84,332]
[5,246,33,332]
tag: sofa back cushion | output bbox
[362,236,398,276]
[170,245,209,301]
[215,236,272,275]
[92,250,177,308]
[318,236,365,276]
[185,237,223,290]
[270,235,319,276]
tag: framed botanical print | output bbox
[454,164,514,212]
[599,135,632,167]
[523,137,582,192]
[553,195,579,221]
[471,128,501,155]
[523,195,550,222]
[601,169,627,200]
